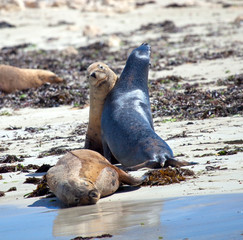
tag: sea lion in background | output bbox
[0,64,63,93]
[46,149,144,207]
[84,62,118,155]
[101,43,196,170]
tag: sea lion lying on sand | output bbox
[46,149,144,207]
[101,43,196,170]
[84,62,118,155]
[0,64,63,93]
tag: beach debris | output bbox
[0,155,24,163]
[142,167,195,186]
[0,164,39,173]
[83,25,103,38]
[0,187,17,197]
[136,1,156,7]
[71,234,113,240]
[234,15,243,26]
[35,164,52,173]
[0,21,16,29]
[150,75,243,120]
[216,146,243,156]
[139,20,180,33]
[0,0,25,11]
[205,166,228,171]
[26,175,51,198]
[71,123,87,135]
[24,177,42,184]
[0,191,5,197]
[4,126,21,130]
[6,187,17,192]
[165,0,200,8]
[61,46,79,56]
[38,146,71,158]
[106,35,122,49]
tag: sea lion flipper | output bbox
[164,157,198,168]
[126,160,161,171]
[126,156,198,171]
[110,164,146,186]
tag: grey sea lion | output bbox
[46,149,144,206]
[0,64,63,93]
[101,43,196,170]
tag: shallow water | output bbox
[0,193,242,240]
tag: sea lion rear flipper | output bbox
[114,166,147,186]
[126,160,161,171]
[164,157,198,168]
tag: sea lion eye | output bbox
[99,65,104,70]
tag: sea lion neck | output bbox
[116,58,149,91]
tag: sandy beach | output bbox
[0,0,243,239]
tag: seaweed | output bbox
[142,167,195,186]
[0,164,39,173]
[26,175,51,198]
[0,155,24,163]
[24,177,42,185]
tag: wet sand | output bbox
[1,193,242,240]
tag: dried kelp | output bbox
[142,167,195,186]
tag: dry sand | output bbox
[0,0,243,210]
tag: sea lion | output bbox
[0,64,63,93]
[101,43,196,170]
[46,149,144,207]
[84,62,118,155]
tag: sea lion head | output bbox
[133,43,150,60]
[128,43,151,66]
[37,70,64,84]
[118,43,151,87]
[87,62,117,90]
[57,178,100,207]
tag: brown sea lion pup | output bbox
[46,149,144,207]
[84,62,118,155]
[0,64,63,93]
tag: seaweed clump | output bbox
[0,164,39,173]
[142,167,195,186]
[0,155,24,163]
[26,175,51,198]
[149,75,243,120]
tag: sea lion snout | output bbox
[90,72,96,78]
[133,43,151,60]
[88,189,100,203]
